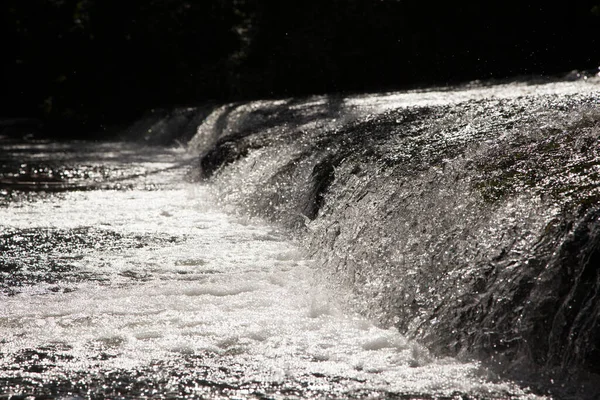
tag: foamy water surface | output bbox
[0,83,579,397]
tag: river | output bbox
[1,77,599,399]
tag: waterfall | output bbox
[1,78,599,399]
[187,79,600,388]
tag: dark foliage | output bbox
[1,0,599,136]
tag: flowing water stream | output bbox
[1,77,599,399]
[0,142,543,399]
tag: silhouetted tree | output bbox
[1,0,599,135]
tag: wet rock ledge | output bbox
[188,86,600,392]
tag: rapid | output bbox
[1,76,599,399]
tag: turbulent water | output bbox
[1,77,599,399]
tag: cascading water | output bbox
[0,77,598,399]
[189,78,600,397]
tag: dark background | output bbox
[2,0,600,136]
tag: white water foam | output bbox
[0,148,547,398]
